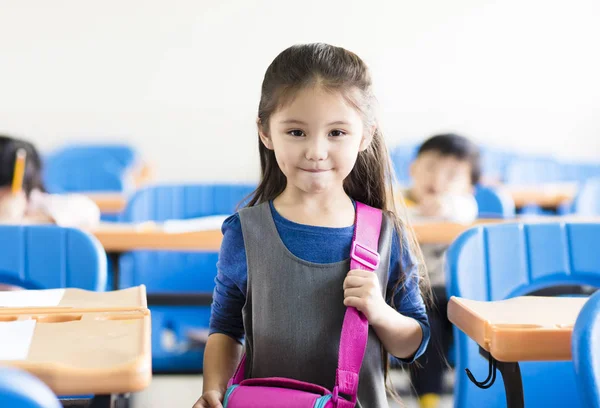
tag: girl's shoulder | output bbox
[219,212,247,266]
[222,212,242,235]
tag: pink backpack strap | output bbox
[228,353,246,387]
[228,202,383,408]
[333,202,382,407]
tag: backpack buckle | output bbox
[350,242,380,270]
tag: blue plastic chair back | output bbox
[446,222,600,408]
[505,157,563,184]
[480,147,518,183]
[0,366,61,408]
[0,225,106,291]
[47,144,137,168]
[43,144,137,193]
[573,177,600,216]
[474,186,516,219]
[573,290,600,408]
[119,184,255,291]
[561,162,600,183]
[119,183,255,371]
[390,144,418,184]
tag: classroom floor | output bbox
[130,370,454,408]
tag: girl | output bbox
[195,43,430,408]
[0,135,101,227]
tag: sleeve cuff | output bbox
[391,319,430,364]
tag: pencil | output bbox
[11,148,27,195]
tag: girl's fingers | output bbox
[347,269,372,278]
[344,287,363,298]
[343,275,367,289]
[343,296,363,310]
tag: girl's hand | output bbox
[343,269,388,325]
[193,390,224,408]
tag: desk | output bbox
[448,296,588,408]
[91,223,222,252]
[505,183,578,209]
[412,219,500,244]
[0,286,150,408]
[85,193,128,215]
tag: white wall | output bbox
[0,0,598,182]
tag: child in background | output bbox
[404,133,481,408]
[194,43,430,408]
[0,135,101,228]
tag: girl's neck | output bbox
[273,186,355,228]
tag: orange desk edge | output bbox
[0,286,151,395]
[85,192,128,214]
[91,223,223,251]
[448,296,588,362]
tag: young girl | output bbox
[0,135,101,227]
[194,43,430,408]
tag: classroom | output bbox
[0,1,599,408]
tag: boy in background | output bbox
[404,133,481,408]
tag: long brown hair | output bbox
[247,43,430,401]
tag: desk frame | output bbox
[467,347,524,408]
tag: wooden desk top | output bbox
[448,296,588,362]
[85,192,128,214]
[0,286,147,312]
[411,219,500,244]
[504,183,578,208]
[0,286,151,395]
[91,222,223,252]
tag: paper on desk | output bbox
[162,215,229,233]
[0,289,65,308]
[0,320,36,360]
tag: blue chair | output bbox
[474,185,516,219]
[390,144,418,185]
[573,177,600,216]
[43,144,138,194]
[560,162,600,184]
[573,290,600,407]
[45,143,138,168]
[0,367,61,408]
[446,222,600,408]
[480,147,518,184]
[0,225,106,291]
[119,184,256,372]
[505,157,563,184]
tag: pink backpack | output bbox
[223,202,383,408]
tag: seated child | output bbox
[403,133,481,408]
[0,135,101,228]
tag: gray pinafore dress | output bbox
[238,202,393,407]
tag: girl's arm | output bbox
[370,302,423,359]
[195,214,248,407]
[195,334,243,407]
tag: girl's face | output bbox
[259,86,372,196]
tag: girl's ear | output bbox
[359,125,376,152]
[257,118,274,150]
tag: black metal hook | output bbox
[466,354,497,389]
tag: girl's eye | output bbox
[288,130,305,137]
[329,130,347,137]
